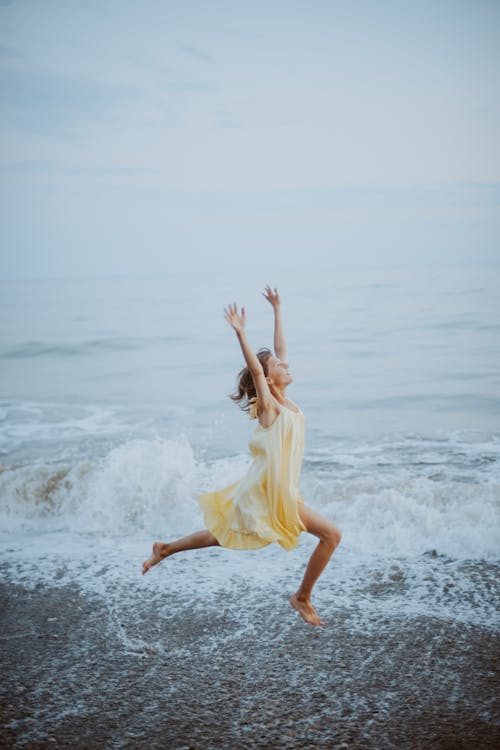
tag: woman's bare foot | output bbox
[289,593,326,626]
[142,542,170,575]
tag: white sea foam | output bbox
[302,474,500,559]
[0,437,199,536]
[1,530,498,636]
[1,435,498,560]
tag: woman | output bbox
[142,286,341,626]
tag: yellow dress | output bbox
[198,404,307,551]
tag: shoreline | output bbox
[1,579,499,749]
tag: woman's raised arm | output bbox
[263,285,288,364]
[224,303,273,405]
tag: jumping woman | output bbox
[142,286,342,626]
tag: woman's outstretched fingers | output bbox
[263,285,280,308]
[224,303,246,334]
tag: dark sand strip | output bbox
[1,581,499,749]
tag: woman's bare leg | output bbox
[290,504,342,626]
[142,530,220,575]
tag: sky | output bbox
[0,0,499,279]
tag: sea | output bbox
[0,264,499,635]
[1,262,499,587]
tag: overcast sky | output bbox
[0,0,499,279]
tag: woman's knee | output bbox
[321,524,342,549]
[299,504,341,548]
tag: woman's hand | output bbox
[224,303,246,335]
[262,285,280,309]
[263,285,288,361]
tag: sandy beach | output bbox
[1,565,499,750]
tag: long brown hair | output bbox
[230,348,272,414]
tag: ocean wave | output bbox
[1,335,188,360]
[0,400,193,463]
[1,436,498,560]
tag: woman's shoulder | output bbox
[250,396,282,427]
[252,397,303,428]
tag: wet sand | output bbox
[1,579,499,749]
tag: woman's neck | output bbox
[270,386,288,404]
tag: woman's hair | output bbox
[230,347,273,413]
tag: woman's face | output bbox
[266,356,293,386]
